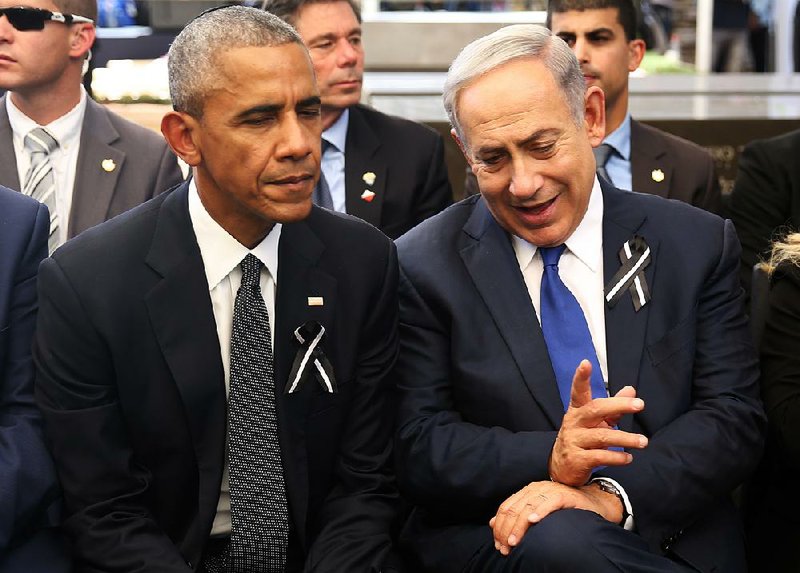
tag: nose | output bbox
[336,38,361,68]
[277,113,315,162]
[508,156,544,199]
[0,13,15,41]
[573,37,589,63]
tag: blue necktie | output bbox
[539,245,608,410]
[313,139,334,210]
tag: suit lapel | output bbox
[144,183,226,534]
[0,96,21,191]
[601,182,658,432]
[69,99,125,238]
[630,119,671,199]
[273,210,336,550]
[344,106,386,227]
[459,200,564,428]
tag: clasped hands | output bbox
[489,360,648,556]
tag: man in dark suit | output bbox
[264,0,452,239]
[463,0,720,214]
[728,128,800,295]
[0,0,182,252]
[0,186,68,572]
[395,24,763,572]
[34,7,398,572]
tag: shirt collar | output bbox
[7,88,87,149]
[322,107,349,153]
[512,176,605,273]
[603,112,631,162]
[188,178,282,291]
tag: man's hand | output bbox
[549,360,648,486]
[488,480,625,555]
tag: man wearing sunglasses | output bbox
[0,0,183,254]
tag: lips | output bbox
[271,173,314,185]
[513,195,559,226]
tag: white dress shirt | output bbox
[187,178,282,537]
[7,89,87,247]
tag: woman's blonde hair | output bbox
[768,232,800,275]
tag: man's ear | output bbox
[161,111,202,167]
[627,38,646,72]
[584,85,606,147]
[68,23,95,60]
[451,127,474,167]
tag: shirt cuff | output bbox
[590,476,635,531]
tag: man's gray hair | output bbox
[443,24,585,148]
[168,6,304,118]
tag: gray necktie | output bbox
[593,143,614,186]
[23,127,59,254]
[227,254,289,572]
[312,140,334,210]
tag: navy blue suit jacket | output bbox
[0,186,69,572]
[34,182,399,572]
[394,181,765,573]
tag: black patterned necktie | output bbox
[312,140,334,210]
[593,143,614,186]
[23,127,59,254]
[227,253,289,572]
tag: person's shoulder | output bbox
[87,100,170,148]
[350,103,441,142]
[396,195,480,254]
[303,205,394,251]
[632,119,712,161]
[0,184,39,213]
[743,128,800,157]
[54,185,175,265]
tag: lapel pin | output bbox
[362,172,376,186]
[651,168,665,183]
[101,159,116,172]
[360,190,376,203]
[307,296,324,307]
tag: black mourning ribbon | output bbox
[604,235,652,312]
[285,321,337,394]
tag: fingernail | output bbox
[632,398,644,410]
[639,435,648,447]
[508,534,517,546]
[626,453,633,463]
[500,546,509,556]
[495,541,500,551]
[529,512,541,523]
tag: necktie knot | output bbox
[239,254,263,287]
[593,143,614,168]
[25,127,58,154]
[540,245,567,268]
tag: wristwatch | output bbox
[592,478,633,529]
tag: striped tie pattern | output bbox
[23,128,59,254]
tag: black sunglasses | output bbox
[0,6,93,31]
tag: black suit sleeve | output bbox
[34,258,191,573]
[729,139,793,293]
[412,132,452,227]
[760,265,800,471]
[304,242,400,573]
[0,202,60,550]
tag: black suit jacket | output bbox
[34,182,399,572]
[343,104,452,239]
[462,119,721,215]
[0,187,69,572]
[395,183,764,573]
[629,119,721,213]
[0,96,184,239]
[745,263,800,572]
[729,129,800,295]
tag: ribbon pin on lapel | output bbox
[604,235,652,312]
[285,321,337,394]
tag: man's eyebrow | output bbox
[297,96,322,108]
[235,104,282,120]
[518,128,560,147]
[586,26,615,36]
